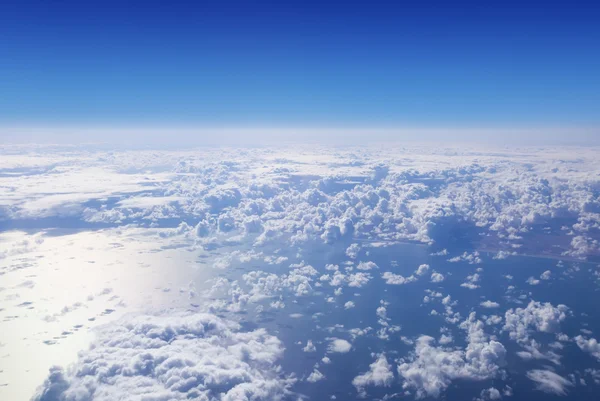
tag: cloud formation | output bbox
[32,313,293,401]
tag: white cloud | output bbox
[352,354,394,392]
[303,340,317,353]
[345,243,361,259]
[382,272,417,285]
[430,272,445,283]
[6,144,600,401]
[31,312,294,401]
[344,301,355,309]
[474,387,502,401]
[357,261,378,271]
[461,273,480,290]
[504,301,568,342]
[306,369,325,383]
[415,264,430,276]
[397,313,506,399]
[503,301,568,365]
[527,369,573,395]
[575,335,600,361]
[480,300,500,308]
[328,338,352,353]
[347,272,372,288]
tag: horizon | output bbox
[2,125,599,147]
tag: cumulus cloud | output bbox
[480,300,500,308]
[460,273,481,290]
[430,272,445,283]
[327,338,352,353]
[397,313,506,399]
[352,354,394,393]
[503,301,568,365]
[303,340,317,353]
[504,301,568,342]
[306,369,325,383]
[7,143,600,401]
[415,264,430,276]
[382,272,417,285]
[527,369,573,395]
[575,335,600,361]
[32,312,293,401]
[357,261,378,271]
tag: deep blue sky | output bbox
[1,0,599,128]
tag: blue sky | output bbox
[1,0,599,130]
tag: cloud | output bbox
[430,272,445,283]
[306,369,325,383]
[6,143,600,401]
[480,300,500,308]
[352,354,394,393]
[460,273,480,290]
[526,369,573,395]
[503,301,568,365]
[356,261,378,271]
[448,252,482,264]
[303,340,317,353]
[397,313,506,398]
[327,338,352,353]
[347,272,372,288]
[415,264,430,276]
[575,335,600,361]
[382,272,417,285]
[504,301,568,342]
[474,387,502,401]
[32,312,294,401]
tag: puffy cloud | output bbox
[32,312,293,401]
[397,313,506,399]
[347,272,372,288]
[344,301,355,309]
[564,235,599,259]
[480,300,500,309]
[382,272,417,285]
[474,387,502,401]
[460,273,481,290]
[575,335,600,361]
[415,264,430,276]
[356,261,378,271]
[503,301,568,365]
[352,354,394,393]
[345,243,361,259]
[504,301,568,343]
[327,338,352,353]
[306,369,325,383]
[5,145,600,260]
[8,144,600,401]
[448,252,482,264]
[430,272,445,283]
[303,340,317,353]
[526,369,573,395]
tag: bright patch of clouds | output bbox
[328,338,352,353]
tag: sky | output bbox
[1,0,599,142]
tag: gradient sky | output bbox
[1,0,599,128]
